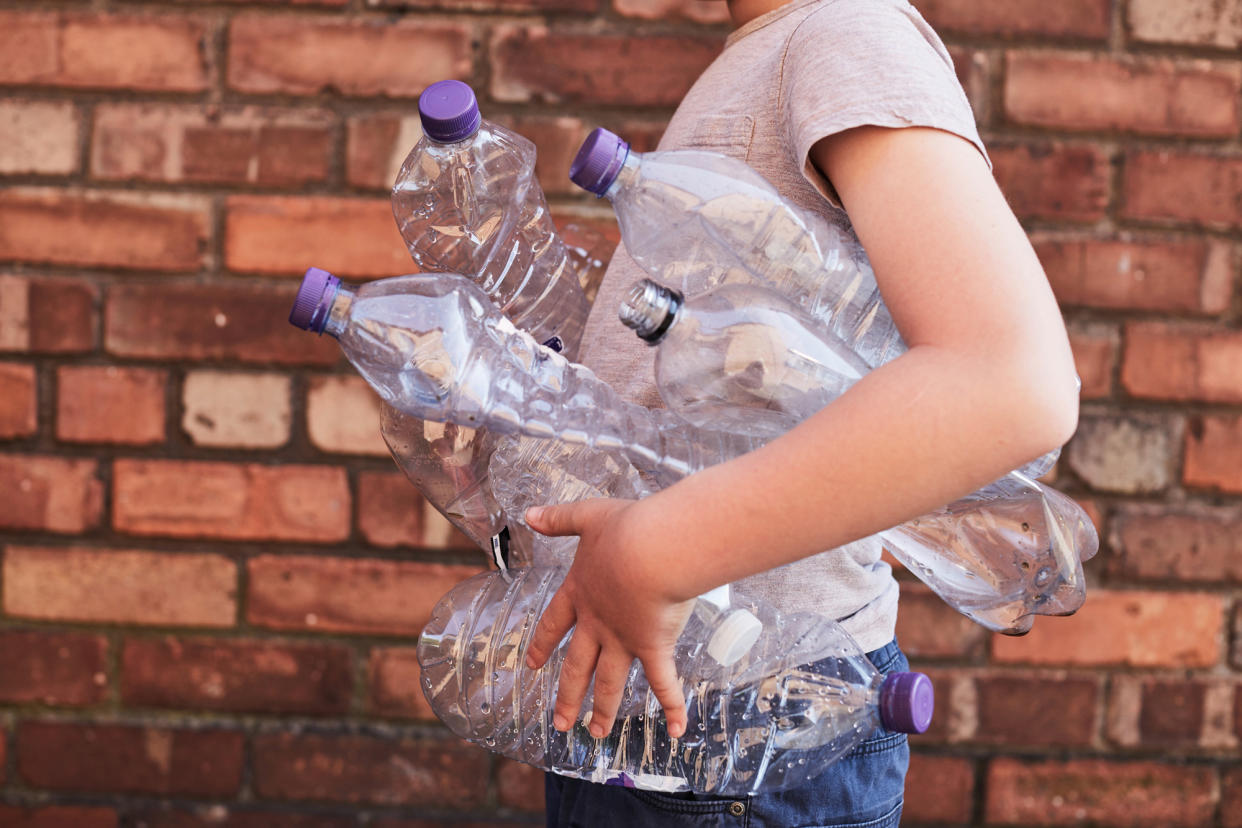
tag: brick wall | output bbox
[0,0,1238,825]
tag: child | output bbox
[523,0,1080,824]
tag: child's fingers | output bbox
[642,655,687,738]
[587,647,635,738]
[525,499,603,537]
[551,630,600,732]
[525,587,576,670]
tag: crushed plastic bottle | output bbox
[418,566,933,795]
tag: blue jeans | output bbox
[544,639,910,828]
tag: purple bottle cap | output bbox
[879,672,934,734]
[570,127,630,196]
[289,267,340,334]
[418,80,482,143]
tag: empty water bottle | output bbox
[570,126,1062,480]
[619,277,1096,631]
[417,566,933,795]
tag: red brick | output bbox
[1123,150,1242,230]
[1005,52,1241,137]
[974,673,1098,747]
[1063,413,1175,494]
[306,374,387,455]
[253,731,488,807]
[131,811,352,828]
[0,275,97,354]
[113,459,350,543]
[0,189,208,271]
[1185,415,1242,493]
[225,195,410,278]
[57,365,165,445]
[346,113,414,190]
[991,143,1110,222]
[0,630,108,706]
[0,455,103,533]
[490,24,722,106]
[613,0,730,24]
[1112,505,1242,584]
[0,362,37,438]
[0,805,118,828]
[1068,324,1116,400]
[1128,0,1242,49]
[893,583,988,659]
[1225,766,1242,828]
[92,104,334,186]
[992,589,1223,668]
[357,470,475,550]
[368,646,435,720]
[916,0,1111,38]
[373,0,595,11]
[1035,236,1233,314]
[904,754,974,824]
[1136,678,1207,746]
[228,16,470,97]
[0,100,80,175]
[0,11,209,92]
[182,371,292,449]
[105,282,339,367]
[3,546,236,628]
[1123,322,1242,403]
[497,758,545,812]
[496,115,594,198]
[985,758,1216,827]
[18,721,243,796]
[247,554,483,636]
[122,636,352,715]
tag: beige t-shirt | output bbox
[577,0,989,652]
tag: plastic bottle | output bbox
[569,126,1062,480]
[382,79,595,558]
[619,277,1096,631]
[417,566,933,795]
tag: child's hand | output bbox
[523,498,695,739]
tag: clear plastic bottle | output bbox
[382,80,595,556]
[570,126,1062,480]
[619,278,1097,631]
[417,566,933,795]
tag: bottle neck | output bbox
[619,279,682,344]
[604,152,641,200]
[322,284,355,339]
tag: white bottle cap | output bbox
[707,608,763,666]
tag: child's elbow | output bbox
[1013,355,1081,458]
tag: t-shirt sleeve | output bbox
[780,0,990,206]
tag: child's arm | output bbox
[524,124,1080,741]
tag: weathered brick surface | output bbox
[247,555,483,635]
[1185,415,1242,494]
[0,100,80,175]
[181,371,292,449]
[113,459,350,542]
[368,647,436,720]
[0,362,38,439]
[614,0,730,23]
[973,673,1098,747]
[1005,52,1241,137]
[356,470,474,551]
[1225,766,1242,828]
[985,758,1217,826]
[57,365,166,445]
[490,24,721,106]
[0,275,97,354]
[1123,151,1242,230]
[0,455,103,533]
[4,546,236,628]
[915,0,1111,38]
[0,11,210,92]
[904,754,974,824]
[0,630,108,706]
[1128,0,1242,49]
[990,143,1110,222]
[346,112,422,191]
[92,104,334,186]
[991,590,1223,668]
[1067,323,1116,400]
[1122,322,1242,403]
[0,805,119,828]
[228,16,472,97]
[105,282,339,366]
[0,189,209,271]
[18,722,244,796]
[225,195,410,277]
[1064,414,1176,494]
[306,375,387,455]
[497,759,546,812]
[252,732,488,806]
[1111,504,1242,584]
[122,636,352,715]
[893,583,988,659]
[1035,237,1233,314]
[130,811,353,828]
